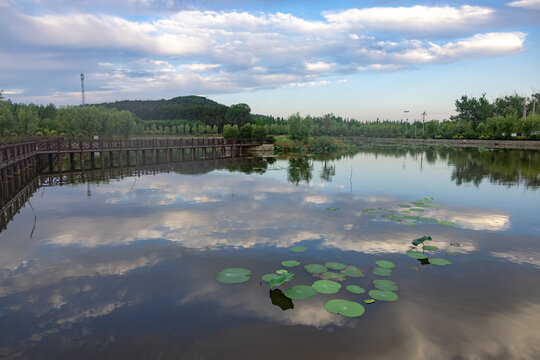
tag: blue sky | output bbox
[0,0,539,121]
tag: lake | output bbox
[1,146,539,359]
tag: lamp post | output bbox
[404,110,409,136]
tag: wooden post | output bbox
[136,140,139,167]
[79,141,85,171]
[70,152,75,170]
[152,139,156,165]
[100,141,105,169]
[109,151,114,167]
[90,152,95,169]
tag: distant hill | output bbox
[98,95,228,123]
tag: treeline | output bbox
[0,100,138,138]
[1,91,539,140]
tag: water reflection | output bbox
[269,289,294,311]
[0,149,539,359]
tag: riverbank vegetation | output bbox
[1,91,539,141]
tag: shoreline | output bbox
[344,137,540,150]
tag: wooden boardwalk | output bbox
[0,137,265,184]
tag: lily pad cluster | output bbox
[406,235,453,267]
[216,250,401,320]
[362,197,457,227]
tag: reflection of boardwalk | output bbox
[0,154,271,232]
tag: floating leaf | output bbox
[346,285,365,294]
[312,280,341,294]
[281,260,300,267]
[269,270,294,288]
[373,279,399,291]
[325,299,365,317]
[216,268,251,284]
[424,197,434,200]
[327,207,340,211]
[429,258,452,266]
[284,285,317,300]
[423,245,438,251]
[340,266,364,277]
[304,264,327,274]
[369,290,398,301]
[406,251,428,259]
[398,204,411,208]
[373,267,392,276]
[375,260,395,269]
[276,269,288,274]
[319,271,347,281]
[364,299,375,304]
[290,246,307,253]
[428,204,442,208]
[325,262,347,270]
[410,208,425,212]
[403,221,417,225]
[418,217,439,223]
[262,273,280,282]
[438,221,457,226]
[446,252,462,256]
[412,235,432,246]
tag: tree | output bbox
[223,124,239,138]
[454,94,493,130]
[225,103,251,127]
[239,124,253,138]
[288,113,313,141]
[252,125,268,139]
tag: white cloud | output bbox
[0,3,530,102]
[507,0,540,10]
[395,32,526,65]
[323,5,494,32]
[304,61,334,72]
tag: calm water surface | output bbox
[1,147,539,359]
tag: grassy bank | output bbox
[274,135,357,154]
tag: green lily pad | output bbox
[319,271,347,281]
[216,268,251,284]
[424,197,434,200]
[304,264,327,274]
[375,260,395,269]
[373,279,399,291]
[412,235,432,246]
[325,299,365,317]
[369,290,398,301]
[418,217,439,223]
[262,273,280,282]
[429,258,452,266]
[398,204,411,208]
[364,299,375,304]
[403,221,417,225]
[325,262,347,270]
[284,285,317,300]
[410,208,425,212]
[340,266,364,277]
[312,280,341,294]
[406,251,428,259]
[269,270,294,288]
[423,245,438,251]
[281,260,300,267]
[373,267,392,276]
[327,207,340,211]
[346,285,365,294]
[438,221,457,226]
[428,204,441,207]
[290,246,307,253]
[446,252,462,256]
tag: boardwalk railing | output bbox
[0,137,267,184]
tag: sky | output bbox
[0,0,539,121]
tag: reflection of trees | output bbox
[356,145,539,189]
[320,160,335,182]
[287,157,313,185]
[448,150,540,189]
